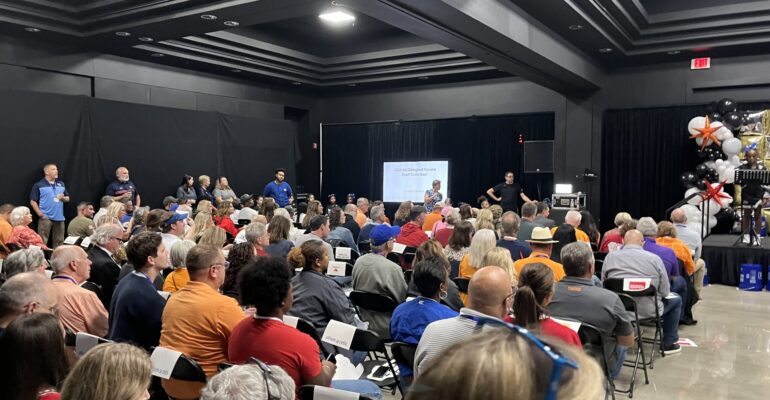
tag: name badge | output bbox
[150,347,182,379]
[321,319,357,350]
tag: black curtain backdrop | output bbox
[0,89,298,219]
[322,113,554,208]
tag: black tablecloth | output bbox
[702,234,770,286]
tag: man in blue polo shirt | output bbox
[105,166,141,207]
[263,168,293,207]
[30,163,69,248]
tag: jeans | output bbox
[611,346,629,379]
[670,276,688,321]
[332,380,383,399]
[661,295,682,346]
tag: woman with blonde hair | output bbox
[60,342,152,400]
[185,212,213,241]
[474,208,495,233]
[195,200,214,218]
[197,226,227,248]
[301,200,322,228]
[393,201,413,227]
[458,229,497,304]
[408,329,602,400]
[481,247,517,287]
[197,175,214,203]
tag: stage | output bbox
[703,234,770,286]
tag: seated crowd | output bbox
[0,163,707,399]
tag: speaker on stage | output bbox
[523,140,554,173]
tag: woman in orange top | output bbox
[458,229,497,304]
[655,221,695,276]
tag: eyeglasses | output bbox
[461,315,578,400]
[248,357,279,400]
[213,261,230,270]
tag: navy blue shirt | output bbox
[30,178,68,221]
[496,238,532,261]
[108,272,166,350]
[390,297,457,376]
[106,180,139,204]
[263,181,292,207]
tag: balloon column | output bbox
[681,98,765,235]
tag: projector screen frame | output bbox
[382,158,451,204]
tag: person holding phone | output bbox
[423,180,442,212]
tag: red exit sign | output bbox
[691,57,711,70]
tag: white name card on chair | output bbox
[327,261,346,277]
[623,278,651,292]
[150,347,182,379]
[0,259,3,274]
[321,319,356,350]
[80,237,92,248]
[74,332,101,357]
[424,231,432,238]
[314,385,359,400]
[283,315,299,328]
[551,318,582,333]
[63,236,79,245]
[157,291,171,301]
[335,247,351,260]
[391,242,406,254]
[44,269,53,278]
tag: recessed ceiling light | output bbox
[291,81,302,86]
[598,48,613,53]
[418,76,429,80]
[667,50,681,55]
[200,14,218,20]
[347,83,356,87]
[230,69,242,73]
[150,53,165,57]
[138,37,154,42]
[568,24,583,30]
[115,31,131,37]
[319,10,356,24]
[24,27,40,33]
[223,21,240,27]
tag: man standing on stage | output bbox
[486,171,531,213]
[263,168,293,207]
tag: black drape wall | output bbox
[322,113,554,206]
[0,89,298,217]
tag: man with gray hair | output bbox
[602,230,682,354]
[295,215,335,261]
[636,217,680,280]
[518,201,542,241]
[51,245,108,336]
[343,204,361,242]
[358,204,386,245]
[244,222,269,257]
[496,211,532,261]
[671,208,706,299]
[551,209,590,243]
[92,196,114,227]
[550,242,635,377]
[87,223,124,309]
[354,197,370,228]
[0,271,58,335]
[2,247,47,279]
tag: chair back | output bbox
[171,353,207,383]
[327,238,343,248]
[577,323,613,374]
[402,246,418,265]
[237,219,251,226]
[349,291,398,313]
[453,277,470,293]
[358,241,371,254]
[299,385,375,400]
[391,342,417,370]
[449,260,460,279]
[349,328,387,353]
[386,252,401,264]
[81,281,103,297]
[603,277,657,297]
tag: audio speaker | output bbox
[523,140,554,173]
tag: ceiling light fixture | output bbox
[347,83,357,87]
[319,10,356,24]
[24,27,40,33]
[598,48,613,53]
[667,50,681,55]
[200,14,218,20]
[568,24,583,30]
[223,21,239,27]
[138,37,154,42]
[151,53,165,57]
[115,31,131,37]
[418,76,429,80]
[230,69,242,73]
[291,81,302,86]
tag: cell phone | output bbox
[371,366,389,378]
[326,353,337,364]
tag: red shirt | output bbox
[504,315,581,347]
[228,317,321,392]
[434,228,453,248]
[214,215,239,238]
[599,229,622,253]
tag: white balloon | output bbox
[682,204,701,222]
[703,199,722,215]
[716,163,727,174]
[688,117,706,135]
[685,188,702,206]
[709,215,717,229]
[705,161,716,169]
[696,137,704,147]
[687,222,703,235]
[729,155,742,167]
[722,166,736,184]
[715,159,725,166]
[715,127,734,141]
[722,138,742,156]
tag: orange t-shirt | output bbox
[162,268,190,293]
[0,219,11,244]
[422,211,443,232]
[656,237,696,275]
[355,211,367,228]
[513,252,566,282]
[550,226,590,243]
[160,281,245,399]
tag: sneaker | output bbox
[742,234,751,244]
[662,343,681,355]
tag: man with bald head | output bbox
[414,266,513,377]
[0,271,58,336]
[602,230,682,354]
[51,245,109,337]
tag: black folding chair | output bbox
[149,347,207,383]
[449,260,460,279]
[237,219,251,226]
[390,341,417,385]
[358,241,371,254]
[386,252,401,264]
[452,278,470,294]
[403,270,413,285]
[603,278,664,368]
[298,385,376,400]
[349,328,401,396]
[81,281,103,297]
[349,291,399,316]
[615,293,650,397]
[402,246,418,266]
[293,316,327,357]
[594,259,604,278]
[578,323,616,400]
[677,259,697,323]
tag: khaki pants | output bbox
[38,218,65,248]
[693,258,706,300]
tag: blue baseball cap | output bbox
[370,224,401,246]
[165,212,188,226]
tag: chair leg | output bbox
[637,327,649,385]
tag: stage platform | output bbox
[703,234,770,286]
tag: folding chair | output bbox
[391,341,417,388]
[615,293,650,397]
[403,270,413,285]
[603,278,664,368]
[358,241,371,254]
[349,291,398,318]
[402,246,418,266]
[81,281,103,297]
[150,347,207,383]
[294,316,327,357]
[349,328,402,396]
[452,278,470,294]
[578,323,616,400]
[298,385,376,400]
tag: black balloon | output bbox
[679,171,697,188]
[712,207,737,234]
[696,180,707,190]
[718,98,738,115]
[706,101,718,113]
[707,111,722,122]
[695,163,710,178]
[722,111,742,130]
[707,169,719,182]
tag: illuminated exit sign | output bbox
[691,57,711,70]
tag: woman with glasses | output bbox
[507,263,581,347]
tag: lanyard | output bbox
[52,275,78,285]
[132,271,153,285]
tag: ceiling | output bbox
[0,0,509,90]
[510,0,770,68]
